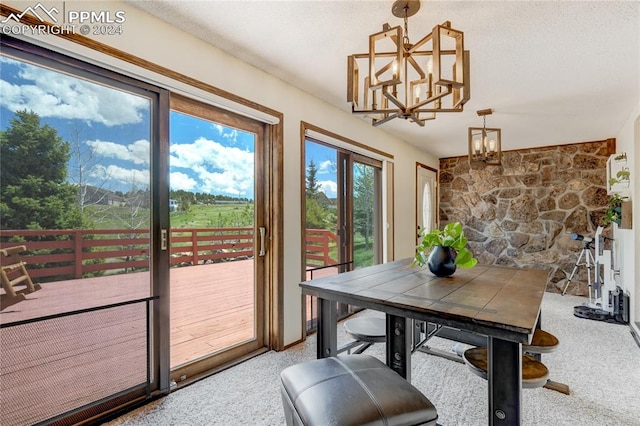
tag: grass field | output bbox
[170,203,253,228]
[85,203,374,267]
[85,203,253,230]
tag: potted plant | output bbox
[413,221,478,277]
[608,168,630,187]
[602,193,628,227]
[614,152,627,161]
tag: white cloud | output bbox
[0,57,148,126]
[319,180,337,198]
[222,128,239,144]
[318,159,335,174]
[170,137,254,196]
[211,123,239,144]
[170,172,198,191]
[90,164,149,188]
[87,139,150,165]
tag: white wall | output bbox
[3,1,438,346]
[635,114,640,332]
[614,104,639,331]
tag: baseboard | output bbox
[630,322,640,349]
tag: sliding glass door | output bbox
[304,139,382,332]
[168,95,266,383]
[1,31,277,426]
[351,156,382,268]
[0,40,162,425]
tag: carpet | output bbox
[104,292,640,425]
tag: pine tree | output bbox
[305,159,321,198]
[0,110,83,230]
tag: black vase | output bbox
[427,246,457,277]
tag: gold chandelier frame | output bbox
[347,0,470,127]
[468,108,502,165]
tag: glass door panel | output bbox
[352,160,381,268]
[416,165,438,240]
[304,141,341,331]
[169,96,265,380]
[0,49,154,425]
[304,142,340,275]
[304,139,382,333]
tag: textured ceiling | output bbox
[129,1,640,158]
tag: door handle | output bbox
[259,227,266,256]
[160,229,168,251]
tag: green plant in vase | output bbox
[413,221,477,276]
[613,152,627,161]
[608,168,630,187]
[602,193,628,227]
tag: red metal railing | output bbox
[0,228,337,281]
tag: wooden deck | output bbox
[0,260,254,425]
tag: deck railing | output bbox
[305,228,339,266]
[0,228,337,281]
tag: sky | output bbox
[305,141,338,199]
[0,54,338,199]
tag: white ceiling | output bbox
[130,0,640,158]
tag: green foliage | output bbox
[353,163,375,251]
[614,152,627,161]
[172,203,254,228]
[601,193,628,227]
[413,222,478,269]
[608,168,630,187]
[305,159,321,198]
[306,197,336,230]
[0,110,84,230]
[304,159,336,231]
[353,237,374,268]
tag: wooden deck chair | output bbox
[1,245,38,298]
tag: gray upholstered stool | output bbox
[280,354,438,426]
[462,346,549,389]
[338,316,386,354]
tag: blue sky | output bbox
[305,141,338,198]
[1,54,338,199]
[169,111,255,197]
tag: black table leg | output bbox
[488,337,522,425]
[317,298,337,359]
[532,312,542,361]
[386,314,412,381]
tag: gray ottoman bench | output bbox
[280,354,438,426]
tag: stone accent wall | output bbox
[439,139,615,294]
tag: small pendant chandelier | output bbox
[468,109,501,165]
[347,0,470,127]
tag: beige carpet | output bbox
[104,292,640,425]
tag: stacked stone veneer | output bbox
[439,139,614,295]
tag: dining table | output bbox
[300,257,550,426]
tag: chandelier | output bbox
[468,109,501,165]
[347,0,470,127]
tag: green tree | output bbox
[353,163,375,250]
[305,198,329,229]
[0,110,83,230]
[305,159,337,230]
[305,159,321,198]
